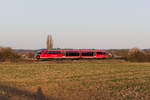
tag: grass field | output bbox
[0,60,150,100]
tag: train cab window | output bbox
[44,51,61,54]
[37,51,43,54]
[82,51,94,56]
[37,49,45,54]
[66,51,79,56]
[96,52,107,55]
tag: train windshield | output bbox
[37,49,45,54]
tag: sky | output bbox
[0,0,150,49]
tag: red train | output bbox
[36,49,110,60]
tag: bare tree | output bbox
[47,35,53,49]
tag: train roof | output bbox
[44,48,108,52]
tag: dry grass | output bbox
[0,60,150,100]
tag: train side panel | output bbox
[64,49,80,58]
[95,50,109,58]
[40,49,63,58]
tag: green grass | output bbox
[0,60,150,100]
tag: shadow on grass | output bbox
[0,83,56,100]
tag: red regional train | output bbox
[36,49,110,60]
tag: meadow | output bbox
[0,60,150,100]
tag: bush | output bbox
[128,48,149,62]
[0,47,21,62]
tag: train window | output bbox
[82,51,94,56]
[97,52,107,54]
[44,51,61,54]
[66,51,79,56]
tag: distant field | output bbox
[0,60,150,100]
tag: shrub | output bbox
[0,47,21,62]
[128,48,148,62]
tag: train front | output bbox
[35,49,46,60]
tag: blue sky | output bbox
[0,0,150,49]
